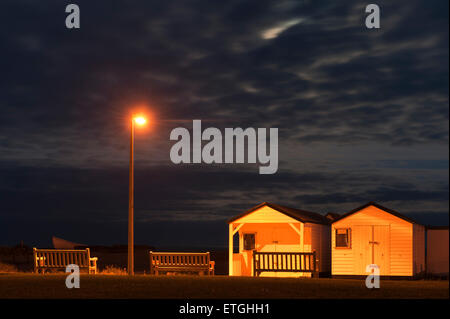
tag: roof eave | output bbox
[228,202,329,225]
[331,201,421,225]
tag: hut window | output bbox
[243,233,256,250]
[335,228,351,248]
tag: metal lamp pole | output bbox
[128,117,135,275]
[127,115,146,275]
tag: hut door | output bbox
[354,226,372,275]
[270,228,281,277]
[272,228,280,252]
[242,233,256,276]
[354,225,390,275]
[373,225,390,275]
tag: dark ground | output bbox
[1,246,448,299]
[0,274,448,299]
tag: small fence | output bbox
[253,251,317,277]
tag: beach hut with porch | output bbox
[227,202,331,277]
[331,202,426,278]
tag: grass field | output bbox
[0,274,448,299]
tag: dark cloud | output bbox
[0,163,448,245]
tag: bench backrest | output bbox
[33,248,91,268]
[149,251,210,268]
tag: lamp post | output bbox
[128,115,147,276]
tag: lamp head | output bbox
[133,116,147,126]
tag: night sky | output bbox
[0,0,448,248]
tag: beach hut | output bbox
[331,202,426,277]
[426,226,449,277]
[227,202,331,277]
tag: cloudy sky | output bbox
[0,0,448,247]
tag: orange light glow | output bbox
[133,116,147,126]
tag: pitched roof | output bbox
[331,201,421,225]
[227,202,329,224]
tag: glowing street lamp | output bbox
[128,114,147,275]
[134,116,147,125]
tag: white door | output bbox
[353,225,390,275]
[354,226,372,275]
[373,225,390,275]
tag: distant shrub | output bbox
[101,265,127,275]
[0,262,18,273]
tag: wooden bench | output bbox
[253,251,318,277]
[149,251,215,275]
[33,248,98,274]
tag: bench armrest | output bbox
[89,257,98,274]
[35,256,46,267]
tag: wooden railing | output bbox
[149,251,214,275]
[253,251,317,277]
[33,248,98,274]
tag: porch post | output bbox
[229,223,233,276]
[300,222,304,251]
